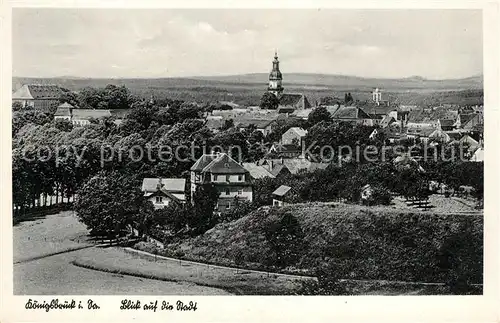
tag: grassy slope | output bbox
[168,203,483,284]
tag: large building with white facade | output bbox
[190,153,253,212]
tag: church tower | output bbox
[268,50,284,97]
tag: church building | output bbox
[267,51,311,112]
[268,51,284,97]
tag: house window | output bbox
[226,175,230,182]
[226,203,231,210]
[238,175,243,181]
[226,189,230,195]
[155,196,163,203]
[238,189,243,195]
[214,174,218,181]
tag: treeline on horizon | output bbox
[13,76,484,107]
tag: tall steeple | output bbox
[268,50,284,97]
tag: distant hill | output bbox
[190,73,483,90]
[12,73,483,93]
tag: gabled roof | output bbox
[58,102,74,109]
[72,109,112,119]
[408,108,458,123]
[54,107,72,117]
[470,147,484,162]
[446,131,465,141]
[190,154,219,171]
[380,116,396,128]
[459,134,479,147]
[292,109,313,119]
[242,162,275,179]
[273,185,292,197]
[141,178,186,193]
[146,188,184,203]
[12,84,65,100]
[202,153,248,174]
[407,126,436,137]
[285,127,308,137]
[324,105,341,116]
[279,93,303,107]
[429,129,451,141]
[440,119,455,127]
[332,106,371,119]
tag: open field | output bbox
[13,211,229,295]
[73,246,306,295]
[13,211,91,263]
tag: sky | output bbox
[12,9,483,79]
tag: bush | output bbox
[297,261,350,295]
[370,186,392,205]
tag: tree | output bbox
[59,91,80,107]
[307,106,332,127]
[75,171,143,243]
[54,119,74,132]
[190,183,220,234]
[221,119,234,131]
[12,101,23,111]
[260,92,280,110]
[264,210,305,268]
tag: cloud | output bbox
[12,9,483,79]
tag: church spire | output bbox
[268,50,283,97]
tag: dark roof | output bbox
[446,131,465,141]
[269,163,289,177]
[190,154,218,171]
[279,94,302,106]
[279,93,311,110]
[273,185,292,197]
[380,116,396,128]
[332,106,371,119]
[440,119,455,127]
[460,113,479,126]
[203,153,247,174]
[242,163,275,179]
[362,103,393,117]
[407,125,435,137]
[12,84,65,100]
[408,108,458,123]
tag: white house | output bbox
[281,127,307,146]
[141,178,186,209]
[190,153,253,212]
